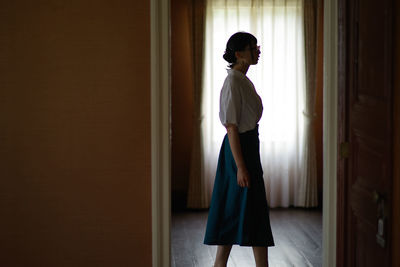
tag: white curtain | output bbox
[201,0,309,208]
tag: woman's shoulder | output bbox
[223,69,246,88]
[227,68,246,80]
[221,77,241,96]
[226,70,255,92]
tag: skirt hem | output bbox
[203,241,275,247]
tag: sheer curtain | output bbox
[201,0,308,208]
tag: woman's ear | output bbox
[234,51,242,61]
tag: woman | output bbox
[204,32,274,267]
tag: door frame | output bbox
[151,0,171,266]
[322,0,338,266]
[150,0,338,266]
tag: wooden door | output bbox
[338,0,394,266]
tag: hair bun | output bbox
[223,50,235,63]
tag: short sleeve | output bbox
[219,78,242,126]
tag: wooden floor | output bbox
[172,208,322,267]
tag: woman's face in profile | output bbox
[240,43,261,65]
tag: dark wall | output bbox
[0,1,152,266]
[392,0,400,264]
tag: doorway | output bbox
[150,0,338,266]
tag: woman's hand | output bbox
[237,167,251,188]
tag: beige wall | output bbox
[315,0,324,207]
[0,1,151,266]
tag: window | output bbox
[201,0,306,207]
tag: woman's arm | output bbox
[225,124,251,188]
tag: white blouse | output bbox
[219,69,263,133]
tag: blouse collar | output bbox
[227,68,247,78]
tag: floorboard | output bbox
[172,208,322,267]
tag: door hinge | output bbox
[340,142,350,159]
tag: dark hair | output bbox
[223,32,257,68]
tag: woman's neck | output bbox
[233,63,249,75]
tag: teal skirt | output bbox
[204,126,274,247]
